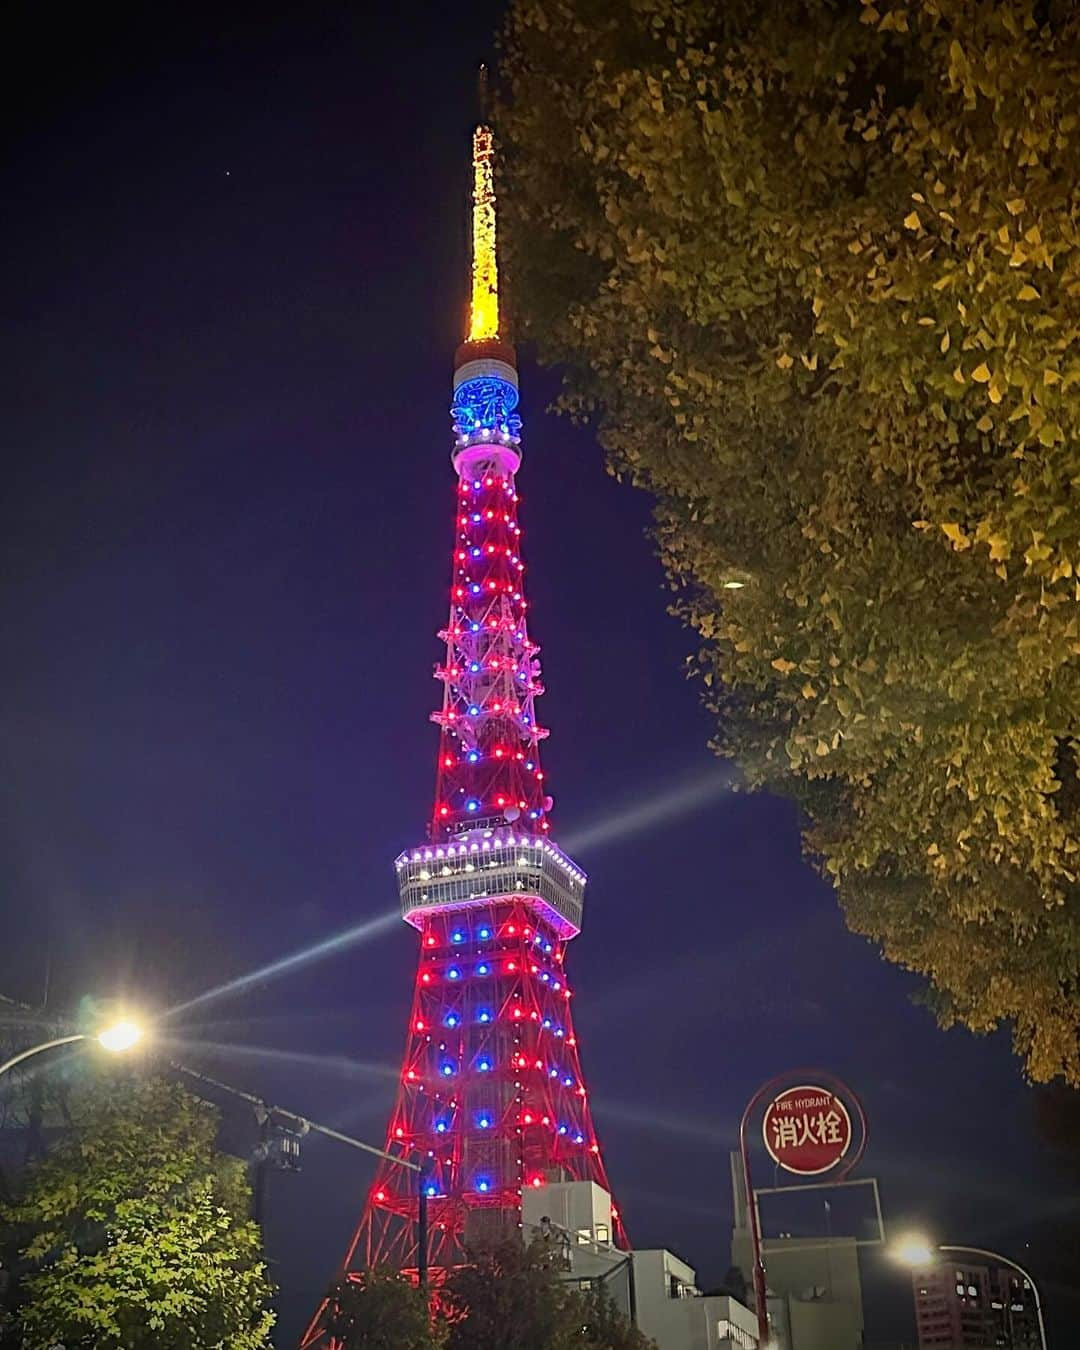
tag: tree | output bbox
[442,1242,652,1350]
[575,1283,656,1350]
[443,1243,572,1350]
[324,1268,445,1350]
[0,1075,274,1349]
[499,0,1080,1082]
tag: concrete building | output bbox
[910,1258,1041,1348]
[730,1152,866,1350]
[629,1249,758,1350]
[522,1180,759,1350]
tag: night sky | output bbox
[3,3,1077,1346]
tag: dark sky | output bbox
[3,3,1077,1346]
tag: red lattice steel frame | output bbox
[336,900,617,1266]
[430,454,550,841]
[299,894,623,1348]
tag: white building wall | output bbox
[522,1179,613,1246]
[630,1250,757,1350]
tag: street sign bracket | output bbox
[753,1174,885,1251]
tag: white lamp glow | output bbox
[893,1234,938,1268]
[96,1020,143,1053]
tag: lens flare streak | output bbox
[562,767,734,853]
[164,909,399,1020]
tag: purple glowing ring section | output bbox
[400,894,579,941]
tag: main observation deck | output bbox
[396,829,586,938]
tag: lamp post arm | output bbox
[938,1245,1048,1350]
[0,1034,86,1079]
[169,1061,420,1172]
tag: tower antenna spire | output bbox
[467,103,499,343]
[477,62,490,124]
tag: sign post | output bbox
[739,1071,866,1347]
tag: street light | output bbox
[892,1233,1048,1350]
[0,1018,145,1079]
[96,1019,143,1053]
[894,1234,936,1268]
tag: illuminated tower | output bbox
[300,119,619,1341]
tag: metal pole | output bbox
[252,1107,270,1227]
[417,1160,430,1289]
[170,1062,420,1174]
[253,1155,269,1226]
[939,1245,1048,1350]
[739,1096,770,1347]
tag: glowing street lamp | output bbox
[894,1234,936,1268]
[96,1019,143,1053]
[0,1018,145,1080]
[891,1233,1048,1350]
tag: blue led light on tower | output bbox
[451,374,522,441]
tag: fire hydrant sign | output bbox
[762,1084,852,1175]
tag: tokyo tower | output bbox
[300,115,620,1344]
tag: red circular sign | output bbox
[762,1083,852,1175]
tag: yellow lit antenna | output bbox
[468,71,499,343]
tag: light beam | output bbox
[164,909,399,1020]
[561,765,735,854]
